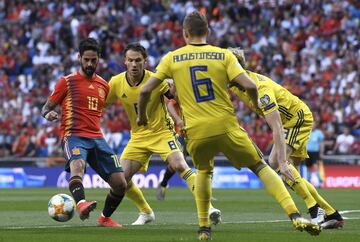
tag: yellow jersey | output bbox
[231,70,308,124]
[152,44,245,139]
[106,70,174,136]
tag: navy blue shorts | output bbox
[61,136,123,181]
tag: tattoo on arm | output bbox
[41,99,56,118]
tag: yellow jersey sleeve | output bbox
[159,80,170,95]
[152,53,172,80]
[106,77,117,106]
[226,50,246,81]
[258,86,278,116]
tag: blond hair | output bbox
[228,47,247,69]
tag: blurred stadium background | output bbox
[0,1,359,241]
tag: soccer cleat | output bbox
[98,216,122,228]
[291,213,321,236]
[77,200,97,220]
[198,226,212,241]
[156,185,166,201]
[131,211,155,225]
[309,204,325,224]
[209,207,222,225]
[320,211,344,229]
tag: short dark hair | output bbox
[183,11,208,37]
[124,43,147,59]
[79,38,101,56]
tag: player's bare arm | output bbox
[41,99,59,121]
[264,110,295,183]
[231,73,259,108]
[137,76,163,126]
[167,101,184,132]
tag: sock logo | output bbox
[72,187,81,193]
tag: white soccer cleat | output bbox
[131,211,155,225]
[310,207,325,225]
[209,207,222,225]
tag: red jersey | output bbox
[49,71,109,138]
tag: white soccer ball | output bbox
[48,193,76,222]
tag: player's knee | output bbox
[170,161,187,173]
[111,185,126,197]
[108,172,127,193]
[167,153,188,173]
[115,181,127,194]
[249,161,267,175]
[70,159,85,175]
[113,179,127,194]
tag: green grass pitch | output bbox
[0,188,359,242]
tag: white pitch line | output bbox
[2,210,360,230]
[339,210,360,214]
[1,224,96,230]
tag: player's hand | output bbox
[168,80,176,96]
[136,115,148,126]
[279,161,295,183]
[45,111,59,121]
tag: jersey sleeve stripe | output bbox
[63,77,73,136]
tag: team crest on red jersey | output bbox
[72,147,80,155]
[98,87,106,99]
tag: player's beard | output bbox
[81,65,96,78]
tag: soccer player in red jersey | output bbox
[41,38,126,228]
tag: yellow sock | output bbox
[180,168,215,209]
[284,164,317,209]
[126,181,152,214]
[258,166,298,216]
[194,170,212,227]
[303,178,336,215]
[180,168,196,193]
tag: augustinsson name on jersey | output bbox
[173,52,225,63]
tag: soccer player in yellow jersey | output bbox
[137,11,321,240]
[229,47,344,230]
[106,43,220,225]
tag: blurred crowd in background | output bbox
[0,0,359,158]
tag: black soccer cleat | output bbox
[321,210,344,229]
